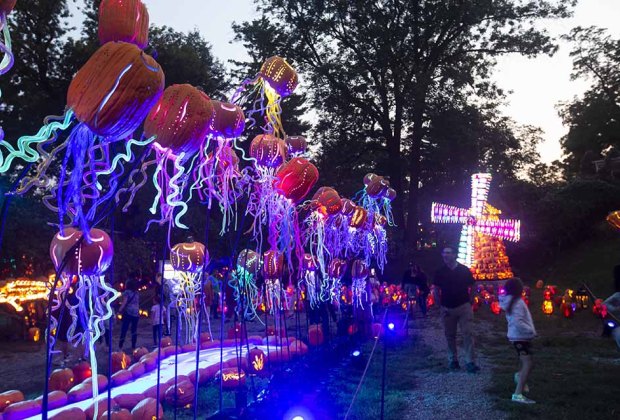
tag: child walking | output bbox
[499,278,537,404]
[151,297,165,347]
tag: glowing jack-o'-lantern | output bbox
[352,259,368,280]
[313,187,342,216]
[349,206,368,229]
[218,368,247,389]
[165,379,195,407]
[262,250,284,280]
[111,351,132,373]
[259,56,299,97]
[49,368,75,393]
[170,241,207,273]
[144,84,214,155]
[50,228,114,276]
[275,157,319,203]
[340,198,356,216]
[67,41,164,139]
[607,210,620,230]
[542,300,554,315]
[328,258,347,279]
[131,398,164,420]
[208,100,245,138]
[247,347,266,374]
[285,135,307,157]
[98,0,150,49]
[250,134,286,169]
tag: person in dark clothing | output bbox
[402,263,430,315]
[118,279,140,350]
[433,246,480,373]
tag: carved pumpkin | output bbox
[285,135,307,157]
[340,198,356,216]
[352,259,368,280]
[607,210,620,230]
[98,0,149,49]
[35,391,68,411]
[50,407,87,420]
[49,368,75,393]
[130,398,164,419]
[132,347,149,362]
[72,361,93,383]
[67,42,164,139]
[227,321,246,339]
[308,324,324,346]
[214,144,240,176]
[313,187,342,216]
[247,347,266,374]
[218,368,246,390]
[250,134,286,169]
[111,351,132,373]
[0,390,24,412]
[0,0,17,15]
[3,400,41,419]
[542,300,554,315]
[144,84,213,155]
[49,228,114,276]
[275,157,319,203]
[259,56,298,97]
[364,173,390,198]
[236,249,260,275]
[164,380,194,407]
[328,258,347,279]
[208,100,245,138]
[170,241,207,273]
[262,250,284,280]
[349,206,368,229]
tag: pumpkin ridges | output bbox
[275,157,319,203]
[98,0,149,49]
[250,134,286,168]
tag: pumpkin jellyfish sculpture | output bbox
[0,42,164,239]
[304,187,342,278]
[49,227,117,414]
[262,250,285,314]
[230,249,261,321]
[98,0,149,50]
[351,259,369,309]
[0,0,17,139]
[321,258,347,305]
[301,253,320,308]
[170,239,208,343]
[232,56,298,138]
[356,173,396,226]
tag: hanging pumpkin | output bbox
[247,347,266,374]
[0,390,24,412]
[49,228,114,276]
[606,210,620,230]
[49,368,75,393]
[259,56,299,97]
[72,361,92,384]
[328,258,347,279]
[349,206,368,229]
[313,187,342,216]
[275,157,319,203]
[384,187,397,201]
[67,41,164,139]
[0,0,17,15]
[262,250,284,280]
[308,324,324,346]
[340,198,356,216]
[214,144,241,175]
[352,259,368,280]
[363,173,390,198]
[170,240,207,273]
[236,249,260,274]
[207,100,245,138]
[98,0,149,49]
[164,380,195,407]
[285,135,307,157]
[218,368,246,390]
[250,134,286,169]
[144,84,214,155]
[302,253,318,272]
[131,398,164,419]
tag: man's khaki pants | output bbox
[441,302,475,364]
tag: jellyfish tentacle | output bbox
[0,12,13,77]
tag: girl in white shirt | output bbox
[499,278,537,404]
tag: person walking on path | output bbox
[118,279,140,350]
[403,263,430,316]
[433,246,480,373]
[499,278,537,404]
[150,296,165,347]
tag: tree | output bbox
[559,27,620,175]
[237,0,575,256]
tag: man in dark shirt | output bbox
[433,246,480,373]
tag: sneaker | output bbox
[514,372,530,393]
[466,362,481,373]
[512,394,535,404]
[448,361,460,370]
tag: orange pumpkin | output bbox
[101,407,132,420]
[340,198,356,216]
[111,351,132,373]
[0,0,17,15]
[132,347,149,362]
[308,324,324,346]
[128,362,145,379]
[111,369,133,387]
[144,84,213,155]
[85,397,118,420]
[115,393,143,411]
[285,135,307,157]
[160,336,172,347]
[170,241,207,273]
[49,368,75,393]
[328,258,347,279]
[3,400,41,419]
[0,390,24,412]
[131,397,163,419]
[313,187,342,216]
[139,355,157,372]
[289,340,308,356]
[250,134,286,169]
[83,374,108,392]
[275,157,319,203]
[262,250,284,280]
[50,228,114,276]
[607,210,620,230]
[67,383,93,403]
[67,42,164,139]
[364,173,390,198]
[50,407,87,420]
[218,368,246,390]
[247,347,266,374]
[72,361,93,383]
[164,380,194,407]
[259,56,298,97]
[349,206,368,229]
[236,249,260,275]
[208,100,245,138]
[352,259,368,280]
[98,0,149,49]
[34,391,68,411]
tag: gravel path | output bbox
[402,312,508,420]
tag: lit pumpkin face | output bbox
[98,0,149,49]
[208,100,245,138]
[170,241,207,273]
[144,84,213,155]
[250,134,286,168]
[247,347,266,374]
[285,135,307,157]
[236,249,260,275]
[313,187,342,216]
[219,368,246,389]
[352,259,368,280]
[50,228,114,276]
[349,206,368,228]
[0,0,17,15]
[302,253,318,272]
[259,56,298,97]
[262,250,284,280]
[542,300,553,315]
[328,258,347,279]
[340,198,356,216]
[164,379,194,407]
[375,213,387,227]
[607,210,620,230]
[275,157,319,203]
[67,42,165,139]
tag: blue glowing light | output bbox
[352,350,361,357]
[291,416,304,420]
[387,322,395,330]
[607,320,617,329]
